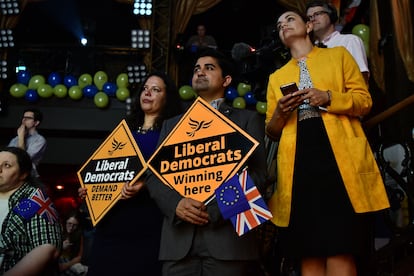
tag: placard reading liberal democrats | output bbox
[77,119,146,226]
[147,97,259,203]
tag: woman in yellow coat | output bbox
[265,9,389,276]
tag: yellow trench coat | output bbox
[266,47,390,227]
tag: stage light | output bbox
[127,63,147,84]
[15,65,26,73]
[0,0,20,15]
[0,60,7,80]
[133,0,152,16]
[80,37,88,46]
[0,29,14,48]
[55,185,64,191]
[131,29,150,49]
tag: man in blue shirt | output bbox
[8,108,47,178]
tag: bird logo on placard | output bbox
[108,138,126,155]
[186,118,213,137]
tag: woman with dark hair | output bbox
[265,9,389,276]
[58,210,88,275]
[79,71,183,275]
[0,146,62,275]
[125,71,184,160]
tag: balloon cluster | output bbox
[178,82,267,115]
[9,70,130,108]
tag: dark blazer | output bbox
[146,102,268,261]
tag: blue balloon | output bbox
[48,72,62,87]
[102,82,117,97]
[25,89,39,103]
[244,91,257,105]
[17,70,31,85]
[64,75,77,88]
[83,84,98,98]
[225,86,238,101]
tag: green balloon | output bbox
[352,24,370,44]
[37,84,53,98]
[237,82,251,97]
[116,87,130,101]
[256,101,267,115]
[94,71,108,90]
[179,85,196,100]
[116,73,129,88]
[10,83,28,98]
[54,84,68,98]
[28,75,46,90]
[68,85,83,100]
[78,73,93,89]
[94,92,109,108]
[232,97,246,109]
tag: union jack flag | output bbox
[30,189,59,224]
[229,169,273,236]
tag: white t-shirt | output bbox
[0,198,8,227]
[316,31,369,74]
[0,198,8,267]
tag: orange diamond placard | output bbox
[147,97,259,203]
[77,119,147,226]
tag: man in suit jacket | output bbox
[145,49,268,275]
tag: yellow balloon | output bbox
[256,101,267,115]
[116,87,130,101]
[352,24,370,43]
[28,75,46,90]
[54,84,68,98]
[78,73,93,89]
[68,86,83,100]
[237,82,251,96]
[10,83,28,98]
[94,92,109,108]
[94,71,108,90]
[179,85,196,100]
[37,84,54,98]
[116,73,129,88]
[232,97,246,109]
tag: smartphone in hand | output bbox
[280,82,299,96]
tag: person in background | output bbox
[58,210,88,276]
[145,49,268,276]
[8,108,47,179]
[265,10,389,276]
[78,71,183,276]
[306,0,370,84]
[186,24,218,53]
[0,146,62,275]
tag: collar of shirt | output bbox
[315,30,339,45]
[210,98,225,109]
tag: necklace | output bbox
[136,126,154,134]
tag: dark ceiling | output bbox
[13,0,283,50]
[15,0,136,47]
[7,0,284,80]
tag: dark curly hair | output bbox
[0,146,32,180]
[125,71,183,131]
[24,108,43,124]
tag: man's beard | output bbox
[193,79,209,91]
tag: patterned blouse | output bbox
[0,183,62,273]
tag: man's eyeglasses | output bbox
[307,10,328,21]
